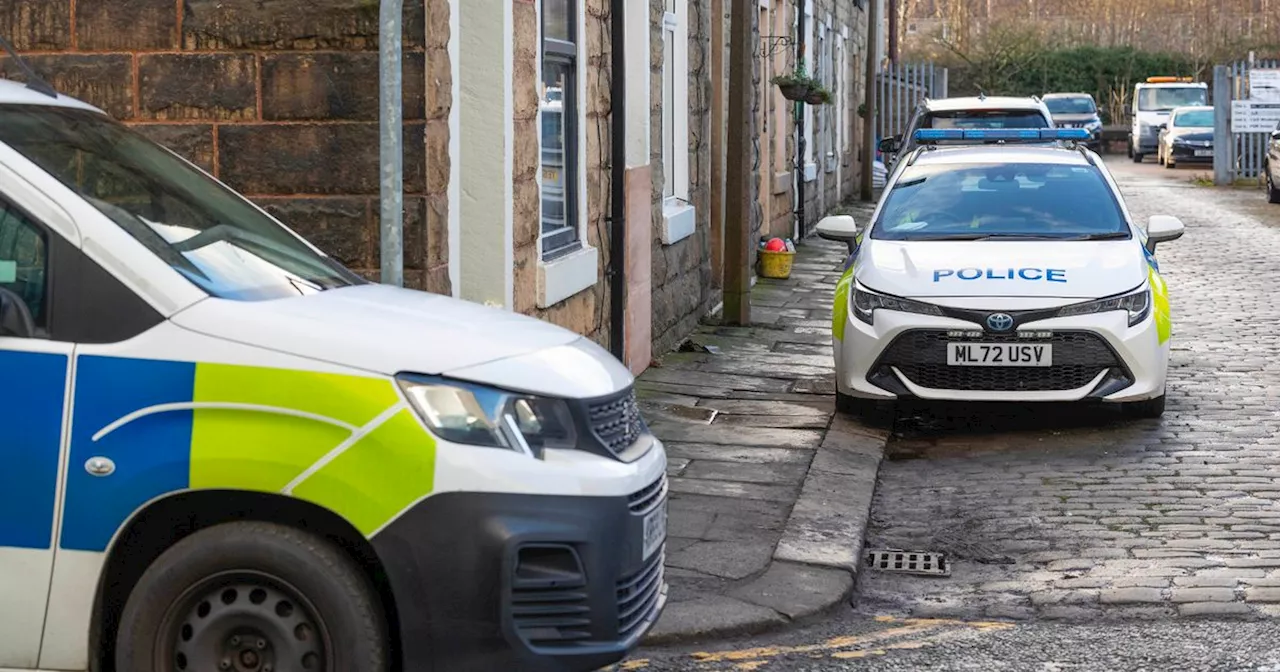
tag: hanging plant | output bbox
[772,67,820,103]
[804,85,833,106]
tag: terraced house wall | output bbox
[0,0,453,294]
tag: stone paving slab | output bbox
[640,215,890,644]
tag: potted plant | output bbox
[772,67,819,102]
[804,85,833,105]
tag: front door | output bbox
[0,193,73,668]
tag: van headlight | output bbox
[396,374,577,458]
[1056,286,1151,326]
[852,284,944,325]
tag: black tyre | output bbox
[1132,151,1144,163]
[1123,395,1166,419]
[117,521,388,672]
[1268,168,1280,204]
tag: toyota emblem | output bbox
[985,313,1015,332]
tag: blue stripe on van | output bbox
[0,350,67,549]
[60,356,196,552]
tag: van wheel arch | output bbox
[89,490,403,672]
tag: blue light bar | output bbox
[913,128,1091,143]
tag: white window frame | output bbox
[802,0,817,182]
[536,0,598,308]
[661,0,695,245]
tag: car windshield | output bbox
[1173,109,1214,127]
[1138,87,1206,111]
[0,105,364,302]
[871,161,1129,241]
[1045,97,1096,115]
[924,109,1050,130]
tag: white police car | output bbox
[818,128,1184,421]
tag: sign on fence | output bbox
[1250,69,1280,103]
[1231,100,1280,132]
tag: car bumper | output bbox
[371,440,669,672]
[835,304,1168,403]
[1170,144,1215,162]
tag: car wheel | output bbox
[1123,395,1166,419]
[116,521,388,672]
[1132,151,1144,163]
[1127,142,1134,159]
[1268,169,1280,204]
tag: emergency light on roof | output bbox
[913,128,1091,143]
[1146,76,1194,83]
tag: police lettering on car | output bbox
[816,128,1184,424]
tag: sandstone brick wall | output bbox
[650,0,718,356]
[511,0,614,347]
[0,0,451,293]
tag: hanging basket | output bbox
[803,90,827,105]
[777,82,812,101]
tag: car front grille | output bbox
[616,550,665,641]
[588,387,646,456]
[874,330,1122,392]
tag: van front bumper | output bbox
[370,478,669,672]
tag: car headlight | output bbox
[852,284,944,325]
[396,374,577,458]
[1085,120,1103,133]
[1056,285,1151,326]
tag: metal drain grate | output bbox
[864,549,950,576]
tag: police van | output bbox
[0,71,667,671]
[818,128,1184,423]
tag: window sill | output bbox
[538,244,599,308]
[661,200,696,245]
[804,162,818,182]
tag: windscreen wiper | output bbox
[1063,232,1130,240]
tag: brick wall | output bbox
[0,0,451,293]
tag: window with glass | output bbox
[541,0,580,261]
[871,162,1129,241]
[1044,96,1097,115]
[1138,87,1207,112]
[0,201,48,331]
[1172,109,1214,127]
[0,105,363,302]
[923,109,1051,130]
[661,0,690,210]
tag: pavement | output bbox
[637,203,890,644]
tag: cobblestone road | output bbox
[857,158,1280,621]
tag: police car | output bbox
[0,72,666,671]
[818,128,1184,422]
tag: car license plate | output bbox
[642,501,668,560]
[1195,149,1213,157]
[947,343,1052,367]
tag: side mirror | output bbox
[0,288,35,339]
[1146,215,1185,252]
[816,215,859,255]
[1271,129,1280,140]
[878,136,900,154]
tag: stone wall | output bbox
[650,0,718,356]
[0,0,450,293]
[511,0,613,347]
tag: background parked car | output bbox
[1156,105,1215,169]
[1267,121,1280,203]
[1043,92,1104,152]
